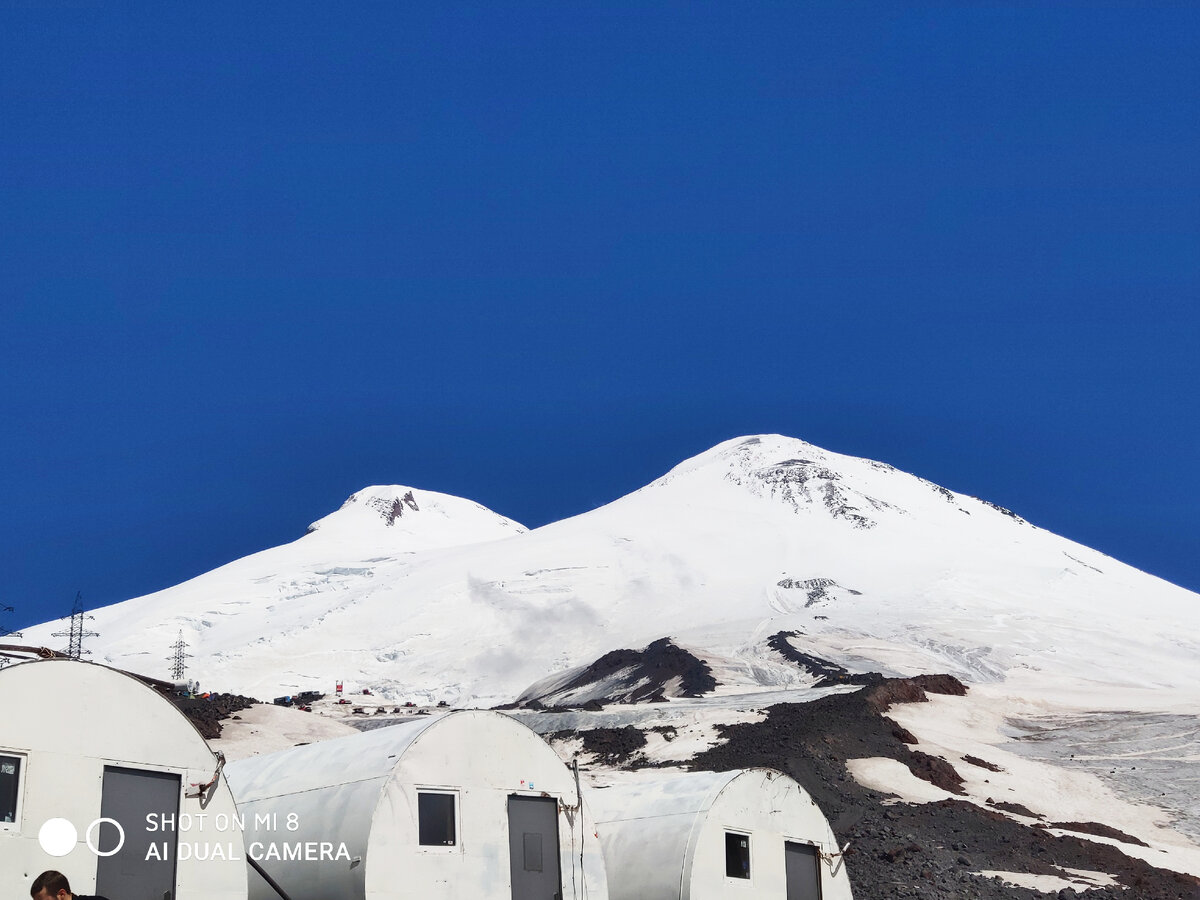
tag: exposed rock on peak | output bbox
[369,489,420,525]
[303,485,526,551]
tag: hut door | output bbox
[507,795,562,900]
[96,766,181,900]
[784,841,823,900]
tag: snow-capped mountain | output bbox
[17,434,1200,886]
[304,484,528,551]
[19,435,1197,712]
[18,484,530,699]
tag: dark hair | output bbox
[30,870,70,897]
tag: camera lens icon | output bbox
[38,817,126,858]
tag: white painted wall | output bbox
[226,710,610,900]
[0,659,247,900]
[589,769,853,900]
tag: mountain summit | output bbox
[642,434,1026,529]
[17,435,1200,885]
[303,485,526,552]
[19,435,1198,710]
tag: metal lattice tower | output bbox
[167,630,192,680]
[51,592,99,659]
[0,605,18,669]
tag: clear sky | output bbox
[3,3,1197,632]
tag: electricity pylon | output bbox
[52,592,99,659]
[167,630,192,680]
[0,604,19,669]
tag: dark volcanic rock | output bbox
[862,674,967,714]
[908,749,966,795]
[1049,822,1151,848]
[891,723,919,744]
[563,726,648,765]
[767,631,882,686]
[172,693,257,740]
[774,578,865,607]
[988,800,1042,819]
[965,754,1005,773]
[690,678,969,809]
[681,677,1199,900]
[908,674,969,696]
[520,637,716,707]
[973,497,1028,524]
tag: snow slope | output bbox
[20,436,1198,712]
[20,484,530,699]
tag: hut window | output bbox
[0,754,21,826]
[418,791,456,846]
[725,831,751,879]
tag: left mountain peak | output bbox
[303,485,527,551]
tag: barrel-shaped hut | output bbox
[0,658,248,900]
[225,709,609,900]
[588,768,852,900]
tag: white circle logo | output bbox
[38,818,78,857]
[85,817,125,857]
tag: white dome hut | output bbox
[0,658,247,900]
[226,709,609,900]
[588,768,852,900]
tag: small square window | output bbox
[418,792,456,846]
[0,754,22,826]
[725,831,750,879]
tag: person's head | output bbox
[30,870,72,900]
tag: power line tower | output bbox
[0,604,20,669]
[52,592,99,659]
[167,630,191,681]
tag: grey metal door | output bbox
[507,795,561,900]
[785,841,822,900]
[96,766,181,900]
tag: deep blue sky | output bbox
[3,3,1198,631]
